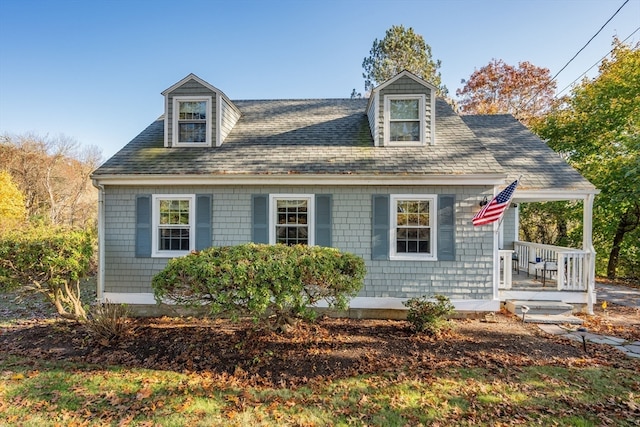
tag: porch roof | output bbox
[462,115,598,198]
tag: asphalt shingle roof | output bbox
[461,115,596,191]
[93,98,503,178]
[92,98,595,193]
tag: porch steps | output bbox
[505,300,584,325]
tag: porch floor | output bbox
[505,268,560,290]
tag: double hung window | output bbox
[152,195,195,257]
[390,195,436,260]
[269,195,314,246]
[173,97,211,146]
[384,95,425,145]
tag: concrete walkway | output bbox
[596,282,640,308]
[538,323,640,359]
[537,282,640,359]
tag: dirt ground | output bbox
[1,291,639,388]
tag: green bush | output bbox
[0,227,94,320]
[403,294,455,335]
[152,243,366,329]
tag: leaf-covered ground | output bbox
[1,288,639,425]
[1,309,639,390]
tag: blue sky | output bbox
[1,0,638,160]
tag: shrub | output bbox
[85,302,131,344]
[152,243,366,329]
[0,226,94,320]
[403,294,455,335]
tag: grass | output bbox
[1,356,638,426]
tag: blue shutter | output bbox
[135,195,152,258]
[437,194,456,261]
[195,195,212,250]
[252,194,269,244]
[371,195,390,260]
[315,194,332,247]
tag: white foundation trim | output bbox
[102,293,500,312]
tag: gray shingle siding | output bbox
[103,185,494,301]
[219,97,241,144]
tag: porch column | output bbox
[583,194,596,314]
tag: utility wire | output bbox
[551,0,630,82]
[556,26,640,97]
[519,0,632,111]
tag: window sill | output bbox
[152,250,191,258]
[389,254,437,261]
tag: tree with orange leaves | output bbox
[456,59,556,125]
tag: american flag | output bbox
[472,179,519,226]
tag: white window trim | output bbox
[269,194,315,246]
[390,194,437,261]
[383,94,426,146]
[151,194,196,258]
[172,96,212,147]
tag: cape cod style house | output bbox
[91,71,599,316]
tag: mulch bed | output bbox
[2,311,638,389]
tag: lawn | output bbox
[1,283,639,426]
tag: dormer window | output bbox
[172,96,212,146]
[384,95,425,146]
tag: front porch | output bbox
[498,242,596,312]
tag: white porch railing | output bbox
[498,250,514,290]
[512,241,590,291]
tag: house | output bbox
[91,71,599,316]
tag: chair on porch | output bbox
[533,260,558,286]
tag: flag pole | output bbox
[494,175,522,232]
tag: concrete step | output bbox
[505,300,574,316]
[521,314,584,325]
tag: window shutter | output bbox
[135,195,152,258]
[252,194,269,244]
[437,194,456,261]
[371,195,390,260]
[195,195,212,250]
[315,194,332,247]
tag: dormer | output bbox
[366,70,436,147]
[161,74,241,148]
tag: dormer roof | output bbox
[161,73,224,96]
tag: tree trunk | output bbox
[607,205,640,279]
[607,225,624,279]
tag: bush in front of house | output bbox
[403,294,455,336]
[0,226,94,321]
[151,243,366,330]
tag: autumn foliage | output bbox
[0,170,26,234]
[152,243,366,329]
[456,59,556,125]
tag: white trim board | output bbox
[101,293,500,312]
[93,174,507,187]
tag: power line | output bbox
[556,26,640,97]
[551,0,630,82]
[519,0,632,111]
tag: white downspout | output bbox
[583,193,596,315]
[93,180,105,303]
